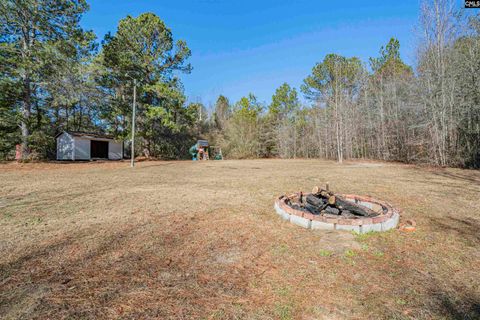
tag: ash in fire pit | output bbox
[274,186,400,233]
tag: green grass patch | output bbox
[373,250,384,257]
[318,249,333,257]
[274,303,293,320]
[344,249,357,258]
[272,243,290,256]
[275,285,291,298]
[2,212,13,219]
[355,231,379,242]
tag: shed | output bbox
[56,131,123,161]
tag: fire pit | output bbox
[274,186,399,233]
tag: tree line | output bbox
[1,1,195,160]
[1,0,479,168]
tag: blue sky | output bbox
[81,0,421,106]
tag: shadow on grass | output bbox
[0,216,252,319]
[2,186,113,212]
[0,223,144,318]
[435,293,480,320]
[431,170,480,186]
[390,173,480,194]
[423,216,480,319]
[429,215,480,245]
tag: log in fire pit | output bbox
[274,186,400,233]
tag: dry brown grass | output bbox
[1,159,479,319]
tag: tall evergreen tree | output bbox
[0,0,89,159]
[268,83,300,157]
[100,12,193,158]
[213,95,230,130]
[301,54,364,163]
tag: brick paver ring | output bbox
[274,193,400,233]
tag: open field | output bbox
[1,159,479,319]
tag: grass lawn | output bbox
[1,159,479,319]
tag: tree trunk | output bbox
[20,74,32,159]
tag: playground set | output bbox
[189,140,223,161]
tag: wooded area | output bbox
[1,0,479,167]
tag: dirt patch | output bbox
[346,162,386,168]
[317,231,362,254]
[212,248,243,265]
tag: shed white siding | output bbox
[56,132,74,160]
[108,141,123,160]
[56,131,123,160]
[74,138,90,160]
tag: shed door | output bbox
[90,140,109,159]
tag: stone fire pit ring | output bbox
[274,193,400,233]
